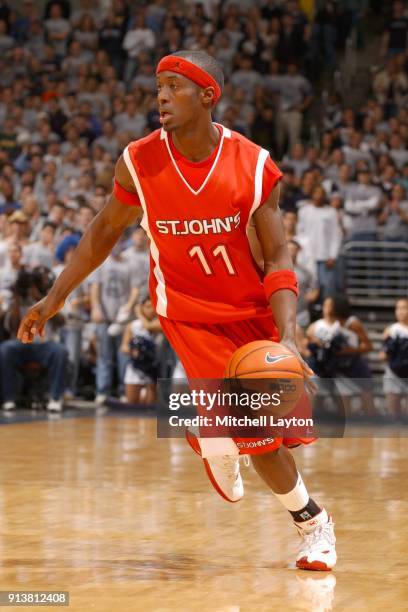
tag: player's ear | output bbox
[202,86,215,108]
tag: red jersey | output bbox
[123,124,282,323]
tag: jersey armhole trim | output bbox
[123,145,146,207]
[123,144,168,317]
[248,148,270,220]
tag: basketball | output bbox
[225,340,304,412]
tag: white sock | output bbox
[273,472,309,511]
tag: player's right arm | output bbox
[18,155,142,343]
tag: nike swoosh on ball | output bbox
[264,353,291,364]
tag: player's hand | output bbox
[280,336,317,393]
[17,296,65,344]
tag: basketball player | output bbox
[18,51,336,571]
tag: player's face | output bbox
[395,299,408,323]
[156,72,203,132]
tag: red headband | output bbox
[156,55,222,105]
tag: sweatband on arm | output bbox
[113,179,141,207]
[263,269,298,301]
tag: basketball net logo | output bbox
[265,353,291,365]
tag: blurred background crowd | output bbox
[0,0,406,417]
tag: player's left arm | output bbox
[253,184,314,378]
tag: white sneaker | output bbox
[47,399,63,412]
[185,427,245,502]
[2,401,16,411]
[296,513,337,571]
[204,454,246,503]
[95,394,107,405]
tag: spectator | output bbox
[293,170,316,208]
[399,162,408,192]
[122,226,149,289]
[287,239,319,328]
[0,267,68,411]
[62,40,92,82]
[297,186,342,299]
[306,295,374,415]
[270,62,313,155]
[44,2,71,57]
[1,211,30,252]
[381,298,408,419]
[214,32,235,75]
[381,1,408,58]
[343,169,382,239]
[282,209,315,276]
[341,131,374,170]
[99,10,125,77]
[23,221,56,269]
[0,19,14,54]
[54,233,89,399]
[44,1,71,21]
[378,184,408,241]
[282,143,310,180]
[276,12,306,66]
[47,200,68,227]
[0,178,21,214]
[72,14,99,53]
[93,120,119,159]
[0,241,24,305]
[120,296,161,404]
[250,104,276,153]
[0,118,19,159]
[214,16,244,51]
[74,202,95,232]
[71,0,101,29]
[389,133,408,169]
[373,56,408,117]
[131,61,156,94]
[113,95,147,138]
[230,56,263,102]
[313,1,340,70]
[122,13,155,85]
[90,246,141,404]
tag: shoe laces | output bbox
[298,519,335,552]
[212,455,239,480]
[211,454,249,480]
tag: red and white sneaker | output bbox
[186,427,244,503]
[296,513,337,571]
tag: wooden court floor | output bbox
[0,414,406,612]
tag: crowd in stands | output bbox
[0,0,406,414]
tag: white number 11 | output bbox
[188,244,237,276]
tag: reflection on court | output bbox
[0,416,406,611]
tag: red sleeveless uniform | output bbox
[122,124,315,454]
[124,124,281,323]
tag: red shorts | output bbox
[160,315,316,455]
